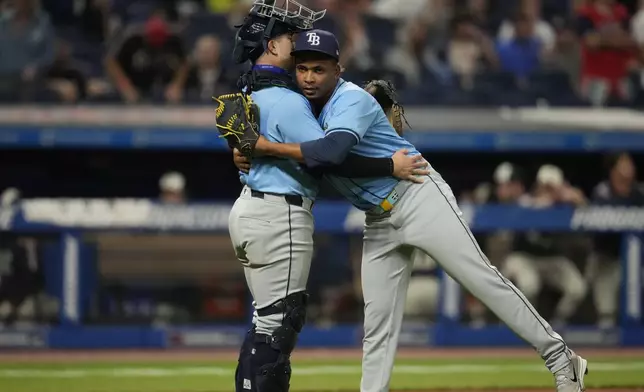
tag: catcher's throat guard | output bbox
[213,93,260,157]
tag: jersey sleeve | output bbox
[268,93,325,143]
[325,90,380,142]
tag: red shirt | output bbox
[577,4,633,82]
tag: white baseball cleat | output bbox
[554,354,589,392]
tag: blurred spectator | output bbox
[404,250,440,321]
[631,0,644,43]
[159,171,186,204]
[588,152,644,328]
[491,161,530,204]
[577,0,636,106]
[545,19,582,92]
[464,0,498,33]
[384,19,433,86]
[532,164,587,207]
[0,187,20,208]
[445,14,498,89]
[371,0,447,25]
[497,0,556,53]
[502,164,588,327]
[337,11,375,72]
[0,0,55,102]
[42,0,110,43]
[495,13,543,79]
[184,35,233,102]
[631,0,644,96]
[46,39,112,103]
[45,40,88,103]
[370,0,428,21]
[0,188,44,327]
[105,12,189,104]
[468,161,530,205]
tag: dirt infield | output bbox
[0,347,643,363]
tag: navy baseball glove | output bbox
[213,92,260,157]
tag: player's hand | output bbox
[392,149,429,184]
[233,148,251,174]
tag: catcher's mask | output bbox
[233,0,326,64]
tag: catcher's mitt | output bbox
[363,80,410,136]
[213,92,260,157]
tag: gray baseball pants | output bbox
[360,171,572,392]
[228,186,314,335]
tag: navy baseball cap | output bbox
[291,29,340,60]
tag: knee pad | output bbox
[259,291,308,355]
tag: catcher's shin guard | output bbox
[249,292,309,392]
[236,327,257,392]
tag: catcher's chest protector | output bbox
[237,69,299,94]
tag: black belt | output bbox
[250,189,307,208]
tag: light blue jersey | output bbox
[320,79,421,211]
[240,86,325,199]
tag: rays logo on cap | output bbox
[306,32,320,46]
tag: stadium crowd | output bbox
[2,0,644,106]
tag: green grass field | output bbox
[1,353,644,392]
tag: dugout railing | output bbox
[0,199,642,349]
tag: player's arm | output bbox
[257,93,424,179]
[256,92,368,166]
[255,91,372,165]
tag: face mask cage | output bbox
[251,0,326,31]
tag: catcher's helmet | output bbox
[233,0,326,64]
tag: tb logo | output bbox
[306,32,320,46]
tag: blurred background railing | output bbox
[0,0,644,349]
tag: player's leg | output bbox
[360,215,413,392]
[393,175,579,376]
[544,257,587,326]
[229,190,314,392]
[501,253,542,305]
